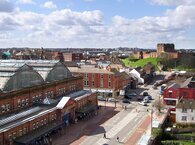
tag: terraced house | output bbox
[0,60,97,145]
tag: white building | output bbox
[176,99,195,123]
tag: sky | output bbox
[0,0,195,49]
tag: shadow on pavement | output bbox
[53,106,120,145]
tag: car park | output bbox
[122,99,131,104]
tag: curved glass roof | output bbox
[0,60,72,92]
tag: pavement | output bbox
[53,73,166,145]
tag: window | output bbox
[168,92,172,98]
[191,109,193,112]
[92,81,95,87]
[192,117,194,121]
[32,96,35,103]
[36,122,39,128]
[184,92,188,97]
[23,128,27,135]
[182,116,187,121]
[92,74,95,80]
[108,81,111,87]
[18,99,21,107]
[84,73,88,78]
[101,74,104,79]
[182,108,187,113]
[100,80,104,88]
[41,120,44,126]
[12,132,17,139]
[33,123,36,130]
[108,75,111,80]
[84,80,89,86]
[44,119,47,124]
[19,129,23,136]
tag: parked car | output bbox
[108,98,119,102]
[143,97,150,103]
[143,92,149,96]
[122,99,131,104]
[139,101,147,106]
[126,92,137,96]
[124,94,132,99]
[98,96,106,101]
[145,95,153,100]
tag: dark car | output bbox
[143,92,149,96]
[122,99,131,104]
[124,94,132,99]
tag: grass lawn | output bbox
[122,57,160,67]
[162,140,195,145]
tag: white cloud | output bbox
[0,0,15,12]
[149,0,195,6]
[1,2,195,49]
[42,1,57,9]
[17,0,35,4]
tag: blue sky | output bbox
[0,0,195,49]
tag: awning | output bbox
[14,122,62,145]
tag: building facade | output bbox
[0,60,97,145]
[163,77,195,122]
[68,65,132,98]
[176,99,195,123]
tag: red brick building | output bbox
[0,60,97,145]
[68,64,132,98]
[62,52,83,62]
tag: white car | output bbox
[143,97,150,103]
[139,101,147,106]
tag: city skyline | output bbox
[0,0,195,49]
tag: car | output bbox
[143,97,150,103]
[145,95,153,100]
[108,98,119,102]
[126,92,137,96]
[143,92,149,96]
[122,99,131,104]
[124,94,132,99]
[97,96,106,101]
[139,101,147,106]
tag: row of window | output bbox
[18,98,29,108]
[84,74,112,79]
[58,88,66,95]
[45,91,54,98]
[181,116,194,121]
[33,119,48,130]
[0,104,10,113]
[182,108,194,113]
[8,127,28,141]
[32,94,42,103]
[84,80,111,87]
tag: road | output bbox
[79,73,165,145]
